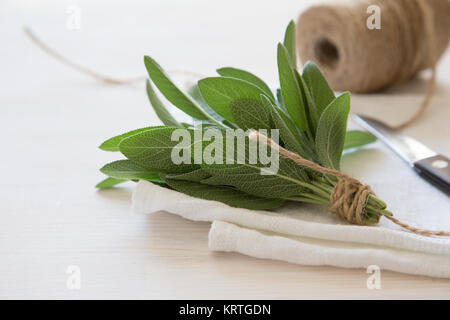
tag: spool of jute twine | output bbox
[250,131,450,237]
[296,0,450,129]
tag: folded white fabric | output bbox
[133,156,450,277]
[132,92,450,278]
[209,221,450,278]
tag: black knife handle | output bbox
[413,155,450,196]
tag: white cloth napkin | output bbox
[209,221,450,278]
[132,89,450,278]
[133,164,450,278]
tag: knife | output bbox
[352,114,450,196]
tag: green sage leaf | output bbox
[283,20,297,68]
[315,92,351,170]
[276,88,286,110]
[201,135,310,199]
[100,160,163,181]
[188,83,226,123]
[260,95,305,157]
[229,98,272,131]
[216,67,275,102]
[95,177,127,189]
[162,177,285,210]
[144,56,210,121]
[302,61,335,116]
[146,80,182,127]
[344,130,376,150]
[277,43,308,132]
[296,70,318,133]
[197,77,268,122]
[119,127,199,173]
[99,126,164,152]
[164,168,211,182]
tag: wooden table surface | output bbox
[1,0,449,299]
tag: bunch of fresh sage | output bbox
[97,21,395,226]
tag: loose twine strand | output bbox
[249,131,450,237]
[393,0,438,130]
[23,27,204,85]
[25,0,449,130]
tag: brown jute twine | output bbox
[296,0,450,129]
[23,27,205,85]
[250,131,450,237]
[25,0,450,129]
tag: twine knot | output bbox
[250,131,450,237]
[329,176,376,225]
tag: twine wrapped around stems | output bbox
[249,130,450,237]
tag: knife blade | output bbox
[352,114,450,195]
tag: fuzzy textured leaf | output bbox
[260,96,305,157]
[95,177,127,189]
[344,130,376,150]
[302,61,335,116]
[216,67,275,102]
[119,127,199,173]
[200,135,310,199]
[188,84,226,123]
[100,160,163,181]
[315,92,350,170]
[144,56,210,120]
[162,177,285,210]
[164,168,211,182]
[296,70,318,133]
[229,98,272,131]
[277,43,308,132]
[283,20,297,68]
[198,77,268,122]
[146,80,182,127]
[99,126,164,152]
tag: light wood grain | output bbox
[1,0,449,299]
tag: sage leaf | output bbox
[315,92,350,170]
[197,77,268,122]
[277,43,308,132]
[100,160,163,181]
[144,56,211,121]
[302,61,335,116]
[146,80,182,127]
[296,70,318,133]
[99,126,164,152]
[202,159,310,199]
[162,177,285,210]
[201,136,310,199]
[283,20,297,68]
[164,168,211,182]
[260,95,305,157]
[95,177,127,189]
[216,67,275,102]
[276,88,286,110]
[188,83,212,111]
[229,98,272,131]
[119,127,199,173]
[188,83,227,124]
[344,130,376,150]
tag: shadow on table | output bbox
[96,185,133,204]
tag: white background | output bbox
[1,0,449,298]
